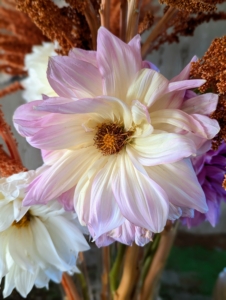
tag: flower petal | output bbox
[97,27,142,100]
[23,148,100,205]
[181,93,218,115]
[170,56,197,82]
[47,56,102,98]
[127,132,196,166]
[69,48,97,67]
[112,151,169,232]
[35,96,132,130]
[74,157,125,238]
[126,69,168,107]
[146,159,208,213]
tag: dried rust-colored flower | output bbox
[190,36,226,95]
[159,0,224,13]
[0,1,48,77]
[210,96,226,150]
[190,36,226,150]
[0,146,26,177]
[16,0,100,54]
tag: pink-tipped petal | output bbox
[47,56,102,98]
[23,147,100,205]
[170,56,197,82]
[69,48,97,67]
[113,151,169,233]
[146,159,208,213]
[181,93,218,115]
[97,27,142,100]
[168,79,206,93]
[35,96,132,130]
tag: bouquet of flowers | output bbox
[0,0,226,299]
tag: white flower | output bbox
[22,43,58,102]
[0,170,89,298]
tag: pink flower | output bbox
[13,27,219,245]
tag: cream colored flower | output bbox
[0,170,89,298]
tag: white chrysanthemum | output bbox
[0,171,89,298]
[22,43,58,102]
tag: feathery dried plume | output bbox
[16,0,100,53]
[159,0,223,13]
[0,146,26,177]
[0,81,23,98]
[0,1,47,77]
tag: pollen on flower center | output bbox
[94,122,133,155]
[12,211,31,228]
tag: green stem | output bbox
[109,243,127,293]
[76,273,89,300]
[140,234,161,287]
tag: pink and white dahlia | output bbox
[14,27,219,245]
[0,170,89,298]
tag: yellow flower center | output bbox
[12,211,31,228]
[94,122,133,155]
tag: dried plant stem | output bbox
[84,0,100,50]
[114,243,140,300]
[101,246,111,300]
[141,6,176,58]
[139,222,179,300]
[100,0,111,29]
[120,0,128,42]
[61,273,81,300]
[126,0,142,42]
[77,253,90,300]
[0,81,23,99]
[0,111,21,164]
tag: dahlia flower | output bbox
[183,142,226,228]
[0,170,89,298]
[22,42,57,102]
[14,27,219,245]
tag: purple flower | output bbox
[183,142,226,227]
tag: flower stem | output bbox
[126,0,142,42]
[84,0,100,50]
[101,246,111,300]
[110,243,127,293]
[61,273,81,300]
[100,0,111,30]
[114,243,141,300]
[139,221,179,300]
[76,273,89,300]
[119,0,128,42]
[139,233,161,287]
[141,6,177,58]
